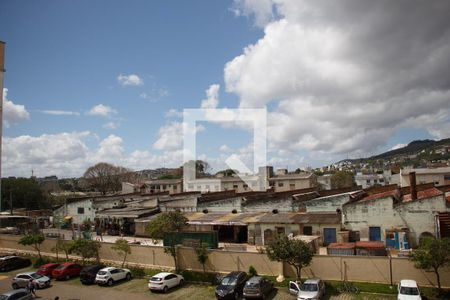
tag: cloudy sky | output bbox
[1,0,450,178]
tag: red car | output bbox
[52,262,83,280]
[37,263,60,278]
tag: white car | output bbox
[148,272,184,293]
[95,267,132,286]
[398,279,422,300]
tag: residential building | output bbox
[400,166,450,187]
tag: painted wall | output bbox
[294,193,350,213]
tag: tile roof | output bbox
[328,242,355,249]
[402,187,443,202]
[355,241,385,249]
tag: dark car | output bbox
[215,271,248,300]
[0,288,33,300]
[0,256,31,272]
[80,264,105,284]
[243,276,274,299]
[36,263,60,278]
[52,262,82,280]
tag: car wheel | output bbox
[234,292,239,300]
[65,275,70,280]
[163,286,168,293]
[261,293,266,300]
[12,283,19,289]
[126,273,131,280]
[179,279,184,286]
[107,279,114,286]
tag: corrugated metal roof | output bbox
[355,241,385,249]
[402,187,443,202]
[328,242,355,249]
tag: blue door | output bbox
[323,228,337,245]
[369,227,381,241]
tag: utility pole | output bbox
[9,190,12,215]
[0,41,6,212]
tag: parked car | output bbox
[289,279,326,300]
[0,256,31,272]
[36,263,60,278]
[398,279,422,300]
[148,272,184,293]
[243,276,274,299]
[215,271,248,300]
[52,262,82,280]
[11,272,51,289]
[0,289,33,300]
[95,267,132,286]
[80,264,105,284]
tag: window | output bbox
[276,227,285,235]
[444,174,450,181]
[233,184,238,189]
[303,226,313,235]
[278,182,284,187]
[366,179,371,184]
[290,183,295,189]
[77,207,84,214]
[243,184,248,188]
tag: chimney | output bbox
[409,172,417,201]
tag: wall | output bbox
[197,197,242,213]
[243,198,293,213]
[294,193,350,213]
[1,234,449,288]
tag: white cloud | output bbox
[232,0,275,27]
[3,88,30,127]
[200,84,220,109]
[219,144,233,152]
[39,110,80,116]
[165,109,183,118]
[87,104,117,117]
[390,143,407,151]
[117,74,143,86]
[153,121,205,151]
[226,0,450,157]
[102,122,119,129]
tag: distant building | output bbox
[400,166,450,187]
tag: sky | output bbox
[1,0,450,178]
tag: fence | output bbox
[1,234,449,288]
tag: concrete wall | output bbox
[1,234,449,287]
[243,198,293,213]
[197,197,242,213]
[294,193,349,213]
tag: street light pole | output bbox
[0,41,6,213]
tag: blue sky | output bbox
[1,0,449,177]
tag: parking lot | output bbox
[0,265,397,300]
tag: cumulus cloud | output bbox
[39,110,80,116]
[200,84,220,109]
[165,109,183,118]
[87,104,117,117]
[232,0,275,27]
[3,88,30,127]
[102,122,119,129]
[153,121,205,151]
[227,0,450,157]
[117,74,143,86]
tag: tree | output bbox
[112,238,131,267]
[330,171,355,189]
[1,178,50,211]
[69,239,101,265]
[265,234,314,281]
[83,162,131,195]
[215,169,236,177]
[145,211,188,272]
[195,243,209,273]
[182,160,211,179]
[52,239,72,261]
[410,237,450,291]
[18,234,45,260]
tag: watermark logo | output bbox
[183,108,267,192]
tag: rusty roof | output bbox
[328,242,355,249]
[355,241,385,249]
[357,189,400,202]
[402,187,443,202]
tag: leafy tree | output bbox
[182,160,210,179]
[145,211,188,272]
[265,234,314,281]
[410,237,450,291]
[1,178,50,210]
[18,234,45,260]
[52,239,72,261]
[69,239,101,265]
[330,171,355,189]
[215,169,237,177]
[112,238,131,267]
[83,162,131,195]
[195,243,209,273]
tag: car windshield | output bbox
[245,281,260,288]
[97,271,107,275]
[150,277,162,282]
[55,265,65,270]
[30,273,43,279]
[400,286,419,295]
[300,283,318,292]
[221,277,237,286]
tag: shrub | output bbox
[127,265,145,278]
[180,270,217,284]
[248,265,258,277]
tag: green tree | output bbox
[145,211,188,272]
[1,178,50,211]
[330,171,355,189]
[410,237,450,291]
[182,160,211,178]
[18,234,45,260]
[215,169,237,177]
[69,239,101,265]
[112,238,131,267]
[83,162,132,195]
[195,243,209,273]
[265,234,314,281]
[52,239,72,262]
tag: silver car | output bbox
[0,289,33,300]
[12,272,51,289]
[289,279,326,300]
